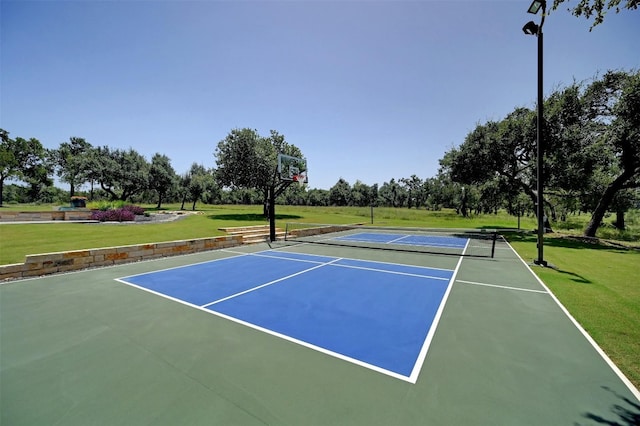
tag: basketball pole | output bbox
[268,186,276,242]
[269,180,294,242]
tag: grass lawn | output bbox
[1,203,638,391]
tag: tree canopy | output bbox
[0,130,49,206]
[442,70,640,236]
[51,137,93,196]
[215,128,305,214]
[552,0,639,29]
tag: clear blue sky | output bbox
[1,0,638,191]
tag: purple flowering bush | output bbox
[90,208,136,222]
[123,205,145,215]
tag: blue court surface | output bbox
[118,250,456,382]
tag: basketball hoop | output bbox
[278,153,308,184]
[292,171,307,185]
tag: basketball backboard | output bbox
[277,153,308,184]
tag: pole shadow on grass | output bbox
[208,213,302,221]
[555,268,592,284]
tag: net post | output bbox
[491,231,498,258]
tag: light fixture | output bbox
[522,21,539,35]
[527,0,544,15]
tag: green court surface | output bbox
[1,237,639,425]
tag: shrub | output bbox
[123,205,145,215]
[90,208,136,222]
[89,200,127,211]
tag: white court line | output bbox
[257,248,455,273]
[331,263,450,281]
[337,233,465,249]
[408,240,469,383]
[200,257,343,308]
[456,279,549,294]
[387,234,413,244]
[261,250,452,280]
[118,250,250,280]
[200,308,415,383]
[118,247,457,384]
[117,274,413,383]
[228,249,325,265]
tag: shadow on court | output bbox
[581,386,640,426]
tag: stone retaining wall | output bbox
[290,225,356,238]
[0,235,243,281]
[0,210,93,221]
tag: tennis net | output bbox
[283,223,498,258]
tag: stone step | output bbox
[219,225,285,244]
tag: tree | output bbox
[378,179,406,207]
[582,70,640,236]
[329,178,352,206]
[552,0,639,29]
[51,137,92,196]
[544,83,602,202]
[215,128,304,216]
[444,110,539,211]
[400,175,424,209]
[75,146,103,201]
[279,182,307,206]
[0,130,51,205]
[95,147,149,201]
[182,163,216,210]
[21,141,53,203]
[0,129,19,206]
[441,70,639,236]
[149,153,178,209]
[351,180,372,207]
[307,188,330,206]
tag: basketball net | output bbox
[291,172,306,184]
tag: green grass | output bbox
[1,203,639,390]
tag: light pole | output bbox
[523,0,548,267]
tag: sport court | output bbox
[1,228,639,425]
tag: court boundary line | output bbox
[117,248,456,384]
[118,251,251,280]
[3,249,246,285]
[199,307,415,383]
[116,273,413,383]
[504,239,640,401]
[117,254,440,384]
[408,238,470,382]
[456,279,549,294]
